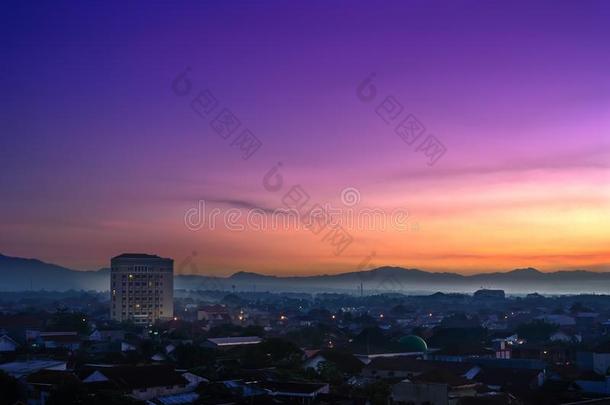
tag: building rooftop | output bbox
[262,381,329,396]
[365,357,474,375]
[0,360,66,378]
[81,364,187,390]
[26,370,80,386]
[111,253,163,260]
[207,336,262,346]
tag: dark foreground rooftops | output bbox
[365,356,474,375]
[80,364,188,390]
[261,381,329,396]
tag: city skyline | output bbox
[1,1,609,276]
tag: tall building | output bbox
[110,253,174,324]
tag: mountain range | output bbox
[1,253,609,294]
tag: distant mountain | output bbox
[0,254,108,291]
[220,266,610,294]
[0,253,609,294]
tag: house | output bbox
[391,368,480,405]
[355,351,422,365]
[362,357,479,380]
[0,334,19,352]
[181,371,208,390]
[197,305,231,322]
[573,371,609,395]
[80,364,190,401]
[537,314,576,326]
[575,312,600,326]
[510,343,573,364]
[222,379,268,398]
[474,366,545,394]
[577,341,610,375]
[121,341,137,352]
[26,370,80,405]
[550,331,581,343]
[39,332,81,350]
[204,336,261,349]
[151,392,199,405]
[303,349,364,374]
[89,329,125,342]
[0,360,67,379]
[426,344,495,362]
[261,381,329,402]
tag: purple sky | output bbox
[1,1,609,274]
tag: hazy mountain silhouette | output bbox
[0,254,109,291]
[1,254,609,294]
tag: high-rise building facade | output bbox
[110,253,173,324]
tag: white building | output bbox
[110,253,174,324]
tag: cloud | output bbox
[387,146,610,183]
[203,198,278,215]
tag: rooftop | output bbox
[111,253,166,260]
[81,364,187,390]
[0,360,66,378]
[207,336,262,346]
[365,357,474,375]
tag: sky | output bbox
[1,0,609,276]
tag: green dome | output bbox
[399,335,428,352]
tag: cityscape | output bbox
[2,1,610,405]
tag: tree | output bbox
[516,320,559,342]
[48,309,90,334]
[173,344,217,369]
[317,361,343,385]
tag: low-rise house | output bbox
[151,392,199,405]
[474,366,545,394]
[26,370,80,405]
[222,379,268,398]
[355,351,423,365]
[0,360,67,379]
[427,344,495,363]
[303,349,364,374]
[362,357,479,381]
[0,334,19,352]
[80,364,190,401]
[197,305,231,322]
[550,331,582,343]
[574,371,610,395]
[537,314,576,326]
[510,343,573,364]
[575,312,600,327]
[576,341,610,375]
[391,369,480,405]
[89,329,125,342]
[180,371,208,390]
[39,332,81,350]
[261,381,329,402]
[121,341,137,352]
[204,336,261,349]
